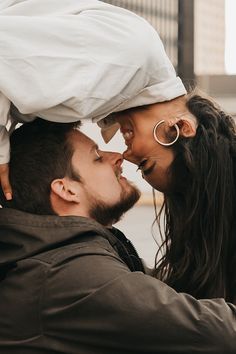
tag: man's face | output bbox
[69,130,140,225]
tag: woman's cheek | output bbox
[132,137,155,159]
[143,168,171,193]
[143,174,159,189]
[123,135,156,164]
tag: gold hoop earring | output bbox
[153,120,179,146]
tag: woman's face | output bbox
[116,98,193,192]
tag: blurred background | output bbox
[81,0,236,266]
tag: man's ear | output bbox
[168,117,197,138]
[51,178,80,203]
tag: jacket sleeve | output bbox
[42,247,236,354]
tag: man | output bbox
[0,119,236,354]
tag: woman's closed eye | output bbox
[142,162,156,176]
[137,159,148,171]
[137,158,156,176]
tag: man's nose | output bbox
[104,151,123,167]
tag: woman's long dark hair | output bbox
[154,93,236,303]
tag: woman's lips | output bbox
[123,131,133,140]
[120,128,134,145]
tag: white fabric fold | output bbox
[0,0,186,163]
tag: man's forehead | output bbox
[70,129,96,151]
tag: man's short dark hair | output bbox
[0,119,81,214]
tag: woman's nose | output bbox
[122,149,140,165]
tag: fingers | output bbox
[0,163,12,200]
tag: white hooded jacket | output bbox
[0,0,186,163]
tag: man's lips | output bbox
[114,166,128,183]
[115,167,125,180]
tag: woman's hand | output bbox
[0,163,12,200]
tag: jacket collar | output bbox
[0,208,114,266]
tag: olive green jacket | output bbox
[0,209,236,354]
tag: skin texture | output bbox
[116,96,197,192]
[50,130,139,218]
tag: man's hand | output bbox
[0,163,12,200]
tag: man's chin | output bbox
[89,184,141,226]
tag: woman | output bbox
[0,0,186,199]
[116,91,236,303]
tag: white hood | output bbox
[0,0,186,162]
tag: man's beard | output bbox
[88,182,141,226]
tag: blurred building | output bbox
[103,1,236,116]
[194,0,225,75]
[197,74,236,117]
[194,1,236,116]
